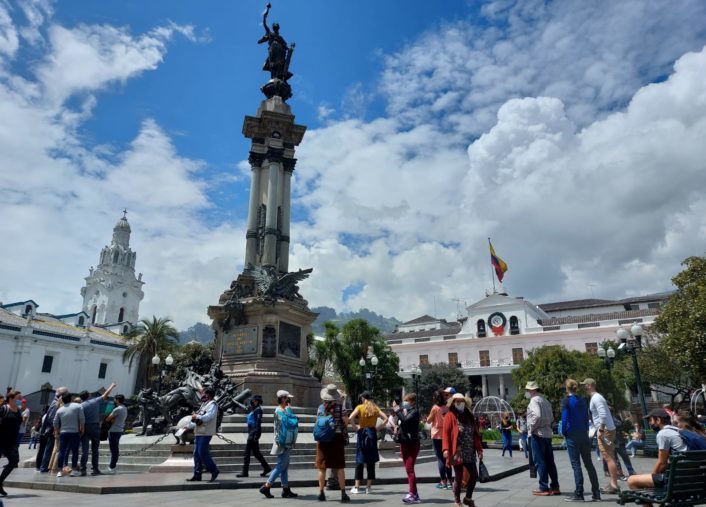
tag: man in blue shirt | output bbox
[561,379,601,502]
[237,394,271,478]
[79,382,116,476]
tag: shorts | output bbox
[652,473,666,487]
[597,429,616,456]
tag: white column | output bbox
[482,374,488,397]
[278,168,292,273]
[244,162,262,268]
[263,160,280,267]
[499,374,506,399]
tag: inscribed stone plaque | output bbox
[223,325,258,355]
[278,321,301,358]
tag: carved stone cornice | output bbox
[279,235,290,243]
[246,230,258,239]
[282,158,297,172]
[264,227,280,236]
[265,147,285,163]
[248,151,266,166]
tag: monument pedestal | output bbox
[209,291,321,408]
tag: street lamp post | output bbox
[597,344,616,372]
[410,365,421,395]
[152,353,174,396]
[617,324,649,429]
[360,354,379,393]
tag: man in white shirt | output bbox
[627,408,687,505]
[580,378,620,494]
[526,381,561,496]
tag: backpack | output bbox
[679,429,706,451]
[276,407,299,448]
[313,404,336,443]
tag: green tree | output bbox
[413,363,469,413]
[510,345,624,419]
[123,316,179,390]
[636,336,694,410]
[324,319,402,405]
[308,322,340,382]
[171,340,214,382]
[652,255,706,387]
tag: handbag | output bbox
[478,459,491,483]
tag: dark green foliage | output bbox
[411,363,469,413]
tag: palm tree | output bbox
[123,316,179,391]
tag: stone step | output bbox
[222,413,318,424]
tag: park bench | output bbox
[617,450,706,506]
[643,431,658,457]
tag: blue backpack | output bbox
[313,404,336,443]
[679,429,706,451]
[276,407,299,448]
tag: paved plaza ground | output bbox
[1,447,656,506]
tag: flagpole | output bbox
[488,237,496,293]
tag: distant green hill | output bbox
[310,306,401,336]
[179,308,401,343]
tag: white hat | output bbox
[276,390,293,399]
[525,381,539,391]
[320,384,341,401]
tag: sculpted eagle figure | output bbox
[252,265,313,302]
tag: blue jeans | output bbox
[108,432,122,469]
[520,432,529,458]
[565,434,600,499]
[432,438,452,482]
[57,432,80,470]
[531,436,559,492]
[193,435,218,475]
[39,433,55,472]
[501,430,513,456]
[625,440,644,456]
[267,449,290,486]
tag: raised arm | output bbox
[102,382,117,401]
[260,3,272,37]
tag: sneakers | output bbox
[532,490,551,496]
[56,471,63,477]
[105,467,116,475]
[365,487,371,494]
[350,487,362,495]
[69,470,79,477]
[402,493,421,504]
[236,472,249,478]
[436,482,447,489]
[600,485,620,495]
[564,496,585,502]
[91,470,102,476]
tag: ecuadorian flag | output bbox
[489,240,508,283]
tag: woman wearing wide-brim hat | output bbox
[315,384,350,502]
[442,393,483,507]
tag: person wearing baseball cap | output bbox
[443,387,457,402]
[525,381,561,496]
[237,394,271,478]
[580,378,620,495]
[626,408,687,497]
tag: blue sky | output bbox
[2,0,706,328]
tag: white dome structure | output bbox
[472,396,516,427]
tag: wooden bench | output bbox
[618,450,706,506]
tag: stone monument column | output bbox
[208,5,320,407]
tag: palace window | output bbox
[479,350,490,367]
[41,355,54,373]
[477,320,487,338]
[77,316,85,326]
[509,316,520,335]
[91,306,97,324]
[512,347,524,364]
[448,352,458,367]
[585,342,598,355]
[98,362,108,379]
[419,354,429,365]
[118,307,125,322]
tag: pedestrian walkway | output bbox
[1,449,655,504]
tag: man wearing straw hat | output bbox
[526,381,561,497]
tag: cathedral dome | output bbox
[114,215,131,233]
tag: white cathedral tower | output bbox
[81,211,144,334]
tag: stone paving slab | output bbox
[0,453,658,507]
[4,451,529,495]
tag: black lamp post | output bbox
[151,353,174,396]
[359,354,379,393]
[617,324,649,429]
[597,344,616,372]
[410,365,421,394]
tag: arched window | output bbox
[477,319,487,338]
[91,306,97,324]
[78,316,85,326]
[24,304,32,316]
[509,316,520,335]
[122,325,129,334]
[113,251,119,263]
[118,307,125,322]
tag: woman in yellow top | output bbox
[348,391,388,494]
